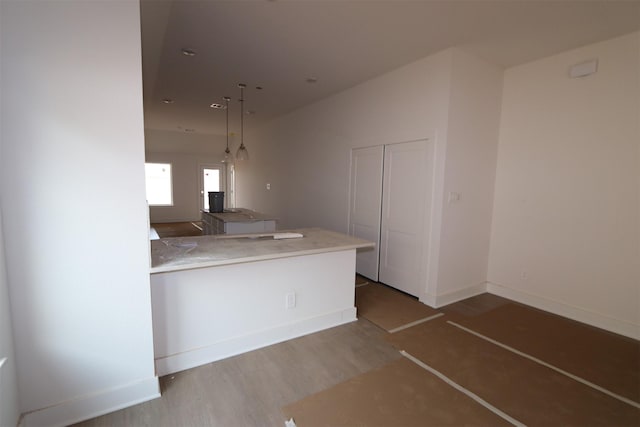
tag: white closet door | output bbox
[379,140,430,297]
[348,146,384,281]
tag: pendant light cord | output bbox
[224,96,230,151]
[239,83,245,148]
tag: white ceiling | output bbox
[140,0,640,136]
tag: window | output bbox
[145,163,173,206]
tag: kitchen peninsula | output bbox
[150,228,374,375]
[201,208,277,235]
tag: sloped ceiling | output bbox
[141,0,640,137]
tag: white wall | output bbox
[0,6,20,427]
[433,49,503,304]
[145,129,231,222]
[238,50,453,232]
[145,128,229,156]
[238,50,454,305]
[0,1,159,425]
[0,208,19,427]
[238,48,503,304]
[488,32,640,339]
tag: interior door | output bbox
[379,139,431,297]
[348,146,384,281]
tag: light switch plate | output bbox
[286,292,296,309]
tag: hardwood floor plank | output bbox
[151,222,203,238]
[73,319,400,427]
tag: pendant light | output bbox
[236,83,249,161]
[221,96,233,164]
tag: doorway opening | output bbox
[199,164,227,212]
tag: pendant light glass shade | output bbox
[236,83,249,161]
[236,143,249,161]
[221,96,234,164]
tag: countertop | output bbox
[201,208,277,223]
[150,227,374,274]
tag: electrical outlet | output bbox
[266,183,271,190]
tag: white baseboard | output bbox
[155,307,357,376]
[487,282,639,340]
[421,282,488,308]
[20,376,160,427]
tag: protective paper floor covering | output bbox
[355,282,440,331]
[282,358,510,426]
[385,318,640,426]
[453,303,640,403]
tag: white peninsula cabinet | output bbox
[149,228,373,375]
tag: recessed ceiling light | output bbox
[161,98,174,104]
[305,77,318,84]
[210,103,226,109]
[184,128,195,132]
[246,110,256,115]
[181,48,196,57]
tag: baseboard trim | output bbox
[486,282,639,340]
[20,376,160,427]
[155,307,357,376]
[422,282,488,308]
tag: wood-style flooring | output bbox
[73,316,401,427]
[151,222,203,238]
[75,283,638,427]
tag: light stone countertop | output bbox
[202,208,277,223]
[150,227,374,274]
